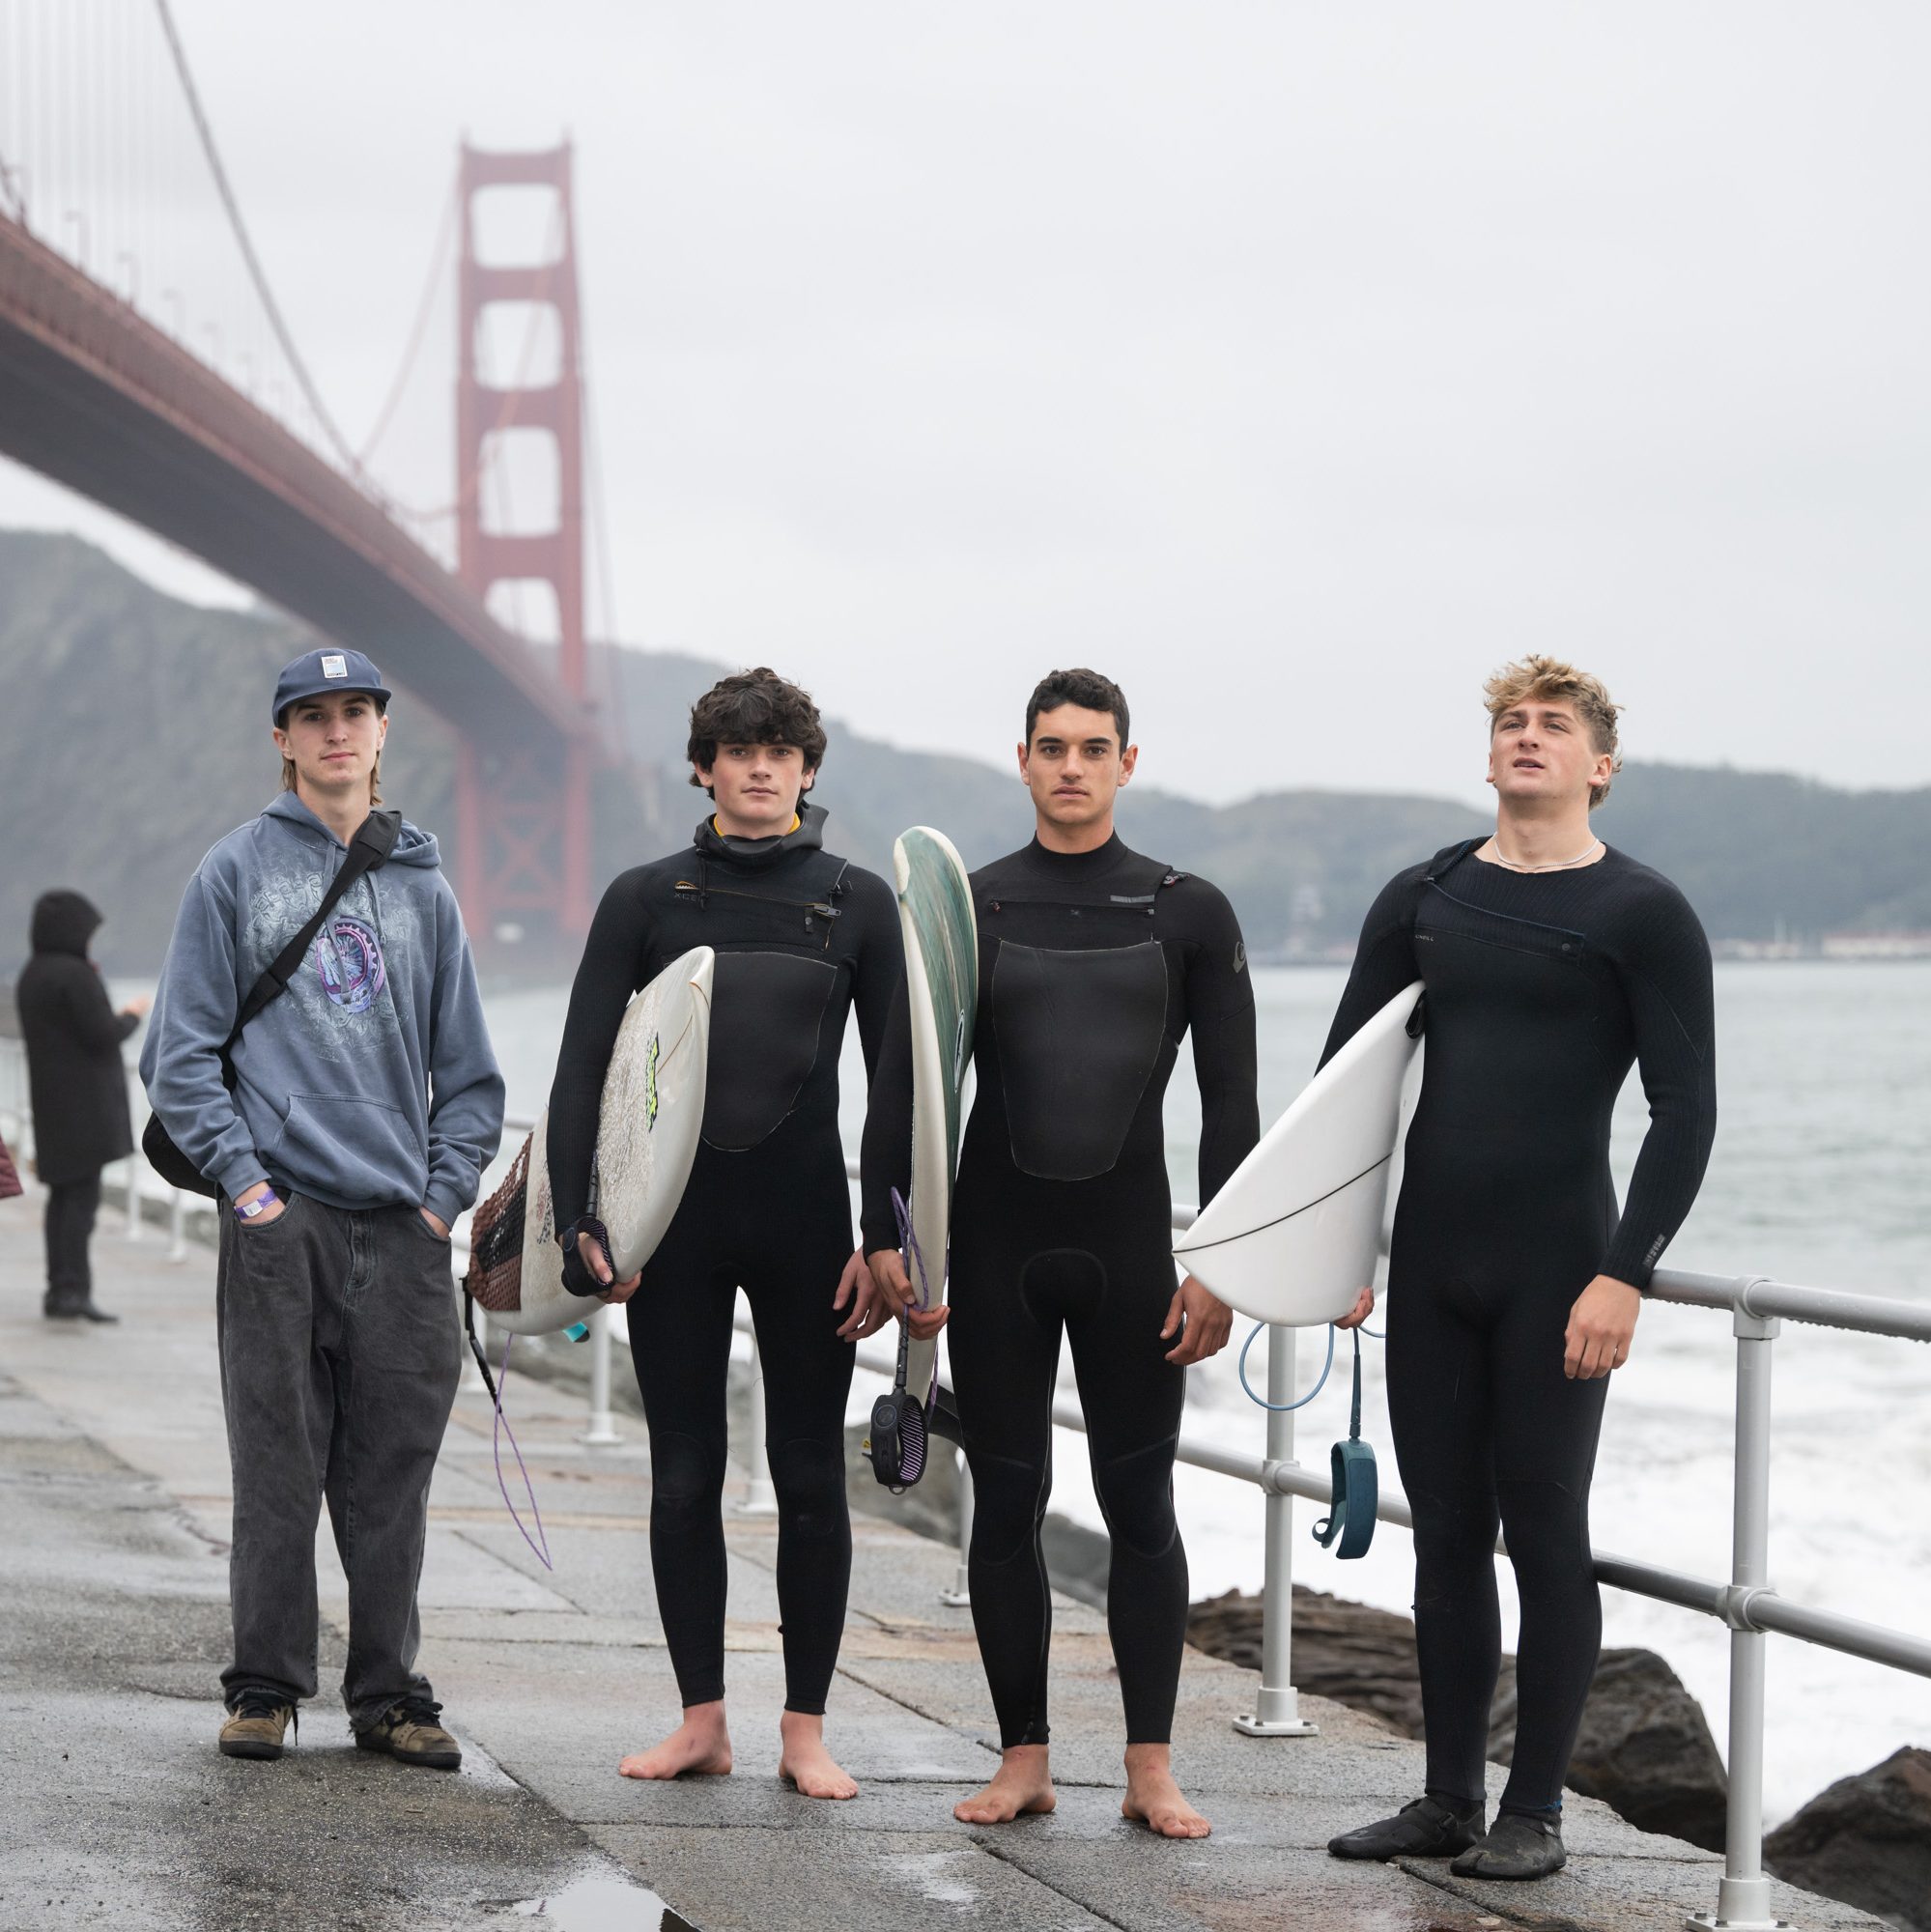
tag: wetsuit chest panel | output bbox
[701,951,839,1151]
[991,939,1170,1180]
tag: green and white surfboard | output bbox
[894,826,978,1412]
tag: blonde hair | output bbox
[1484,654,1623,810]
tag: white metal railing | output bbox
[11,1064,1928,1932]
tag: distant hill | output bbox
[3,528,1925,975]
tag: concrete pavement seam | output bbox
[966,1833,1137,1932]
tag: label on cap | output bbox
[321,653,348,679]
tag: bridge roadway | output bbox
[0,213,587,756]
[0,1193,1871,1932]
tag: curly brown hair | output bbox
[687,668,829,794]
[1484,655,1623,810]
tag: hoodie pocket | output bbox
[270,1093,426,1201]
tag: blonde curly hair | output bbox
[1485,655,1623,810]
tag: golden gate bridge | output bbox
[0,0,629,950]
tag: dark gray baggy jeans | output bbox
[215,1192,462,1726]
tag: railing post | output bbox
[123,1068,143,1240]
[167,1187,187,1263]
[736,1309,778,1515]
[123,1154,143,1241]
[1235,1322,1319,1737]
[579,1301,621,1447]
[940,1452,972,1606]
[1689,1290,1789,1932]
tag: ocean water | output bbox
[483,962,1931,1824]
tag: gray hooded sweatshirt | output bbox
[140,793,504,1223]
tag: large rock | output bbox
[1187,1588,1728,1851]
[1765,1746,1931,1932]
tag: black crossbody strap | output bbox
[227,810,402,1045]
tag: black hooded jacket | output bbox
[15,892,138,1184]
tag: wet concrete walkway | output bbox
[0,1192,1874,1932]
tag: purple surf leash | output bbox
[490,1331,554,1571]
[891,1185,939,1408]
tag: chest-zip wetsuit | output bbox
[862,835,1258,1748]
[1322,839,1716,1817]
[550,803,901,1718]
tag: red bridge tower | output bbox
[452,141,595,948]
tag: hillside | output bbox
[3,528,1924,974]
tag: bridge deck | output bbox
[0,1193,1871,1932]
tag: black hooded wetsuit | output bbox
[1321,839,1716,1816]
[549,805,901,1716]
[862,834,1259,1747]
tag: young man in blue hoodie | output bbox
[142,647,504,1768]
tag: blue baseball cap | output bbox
[272,648,392,724]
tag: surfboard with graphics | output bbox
[880,829,977,1471]
[505,947,714,1334]
[1172,980,1423,1326]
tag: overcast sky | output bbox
[4,2,1928,807]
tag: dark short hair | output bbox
[1024,668,1129,750]
[687,668,829,791]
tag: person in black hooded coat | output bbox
[15,890,150,1320]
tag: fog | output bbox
[4,1,1928,806]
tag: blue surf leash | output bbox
[1236,1318,1378,1558]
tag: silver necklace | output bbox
[1486,838,1604,874]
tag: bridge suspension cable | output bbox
[151,0,364,481]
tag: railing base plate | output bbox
[1232,1714,1319,1737]
[1685,1914,1791,1930]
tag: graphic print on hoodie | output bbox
[141,793,504,1221]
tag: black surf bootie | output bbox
[1450,1809,1566,1880]
[1328,1793,1485,1861]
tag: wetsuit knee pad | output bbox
[1091,1437,1180,1562]
[1493,1478,1594,1580]
[1409,1498,1502,1594]
[964,1449,1051,1565]
[767,1436,849,1540]
[648,1430,724,1514]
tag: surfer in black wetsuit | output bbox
[547,668,902,1801]
[1322,657,1717,1881]
[859,668,1259,1839]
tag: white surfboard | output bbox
[1173,980,1423,1326]
[506,947,715,1335]
[895,829,978,1410]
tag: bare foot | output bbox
[618,1701,733,1780]
[778,1711,859,1801]
[1122,1744,1211,1839]
[954,1745,1057,1824]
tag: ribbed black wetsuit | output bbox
[550,805,900,1715]
[862,835,1259,1747]
[1322,839,1716,1814]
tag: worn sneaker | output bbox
[1450,1810,1566,1880]
[218,1696,295,1760]
[355,1695,462,1771]
[1328,1793,1486,1861]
